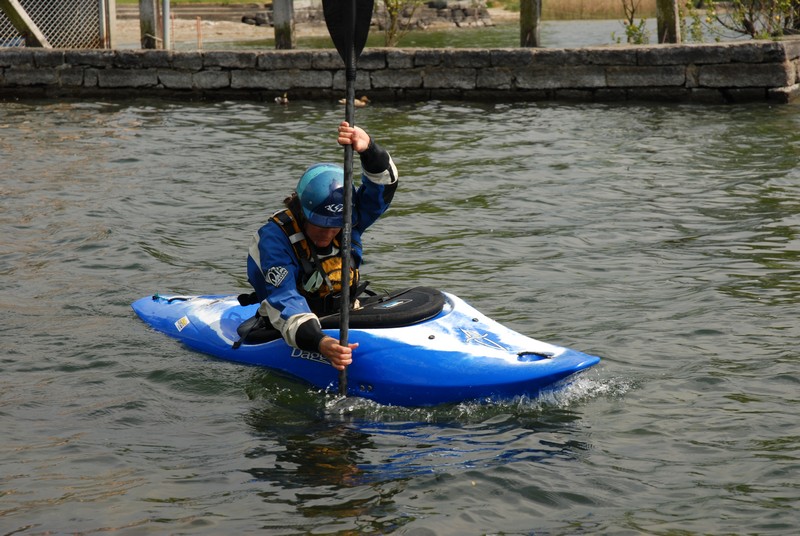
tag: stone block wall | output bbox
[0,39,798,103]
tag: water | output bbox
[1,98,799,535]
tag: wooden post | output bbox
[139,0,158,49]
[0,0,51,47]
[273,0,295,50]
[656,0,681,43]
[196,16,203,50]
[519,0,541,48]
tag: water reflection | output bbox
[242,409,592,484]
[243,418,370,487]
[240,370,612,491]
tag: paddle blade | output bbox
[323,0,374,62]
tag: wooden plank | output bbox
[0,0,52,48]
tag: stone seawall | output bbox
[1,40,798,104]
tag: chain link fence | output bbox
[1,0,111,48]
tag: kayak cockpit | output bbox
[236,286,447,346]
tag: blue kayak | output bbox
[131,287,600,406]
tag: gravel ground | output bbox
[113,19,296,48]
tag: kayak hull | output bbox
[131,290,600,406]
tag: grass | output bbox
[118,0,659,20]
[492,0,658,20]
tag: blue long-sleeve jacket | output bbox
[246,140,398,352]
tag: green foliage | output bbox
[679,0,708,42]
[612,0,651,44]
[613,18,650,43]
[379,0,425,47]
[611,0,800,44]
[706,0,800,39]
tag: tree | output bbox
[379,0,424,47]
[615,0,651,44]
[706,0,800,39]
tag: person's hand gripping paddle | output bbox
[322,0,374,396]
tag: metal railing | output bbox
[0,0,112,48]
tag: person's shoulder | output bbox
[256,217,291,243]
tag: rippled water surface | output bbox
[1,98,799,535]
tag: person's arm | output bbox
[249,222,356,369]
[263,279,357,370]
[337,120,398,186]
[292,319,356,370]
[337,122,399,234]
[359,137,398,187]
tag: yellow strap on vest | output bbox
[271,208,358,299]
[271,209,312,260]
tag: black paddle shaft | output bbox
[323,0,373,62]
[322,0,374,396]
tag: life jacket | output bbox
[271,205,359,314]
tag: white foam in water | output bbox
[536,372,632,408]
[323,370,631,422]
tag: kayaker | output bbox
[246,121,398,371]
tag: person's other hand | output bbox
[337,121,370,153]
[319,336,358,370]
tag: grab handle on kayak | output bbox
[517,351,555,362]
[152,293,189,304]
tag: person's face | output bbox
[304,222,340,248]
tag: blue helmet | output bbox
[296,163,345,228]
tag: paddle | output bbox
[322,0,374,396]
